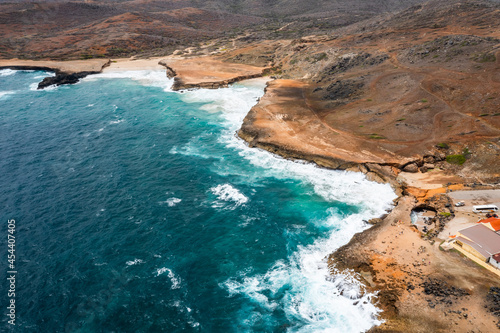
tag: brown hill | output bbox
[0,1,263,59]
[0,0,429,59]
[235,0,500,182]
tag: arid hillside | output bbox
[0,0,426,59]
[234,0,500,182]
[0,1,263,59]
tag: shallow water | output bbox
[0,69,396,332]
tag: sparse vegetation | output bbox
[436,143,449,149]
[369,133,385,139]
[311,52,328,63]
[473,52,496,63]
[446,154,466,165]
[421,99,428,103]
[439,212,452,217]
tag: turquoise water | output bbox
[0,69,396,332]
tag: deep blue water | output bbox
[0,69,396,332]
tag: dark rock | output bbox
[321,79,364,101]
[323,53,389,76]
[486,287,500,328]
[421,278,469,306]
[37,71,95,89]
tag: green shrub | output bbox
[310,52,328,63]
[436,143,449,149]
[446,154,466,165]
[439,212,452,217]
[369,133,385,139]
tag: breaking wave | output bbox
[85,72,396,331]
[0,91,16,100]
[178,78,396,331]
[85,70,174,92]
[210,183,249,209]
[0,69,16,77]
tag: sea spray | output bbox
[178,78,397,331]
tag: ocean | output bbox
[0,69,396,332]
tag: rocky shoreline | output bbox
[159,57,267,91]
[0,59,111,89]
[239,126,500,331]
[236,80,500,332]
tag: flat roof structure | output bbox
[457,224,500,258]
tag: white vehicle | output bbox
[455,201,465,207]
[472,204,499,213]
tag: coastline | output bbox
[3,58,499,331]
[0,56,267,91]
[237,86,500,331]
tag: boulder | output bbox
[424,163,435,169]
[424,156,435,163]
[403,163,419,173]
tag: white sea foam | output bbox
[97,72,396,331]
[0,69,16,77]
[109,119,125,125]
[85,70,174,92]
[126,258,144,266]
[210,184,248,209]
[0,91,16,100]
[224,212,387,332]
[156,267,181,289]
[176,79,396,331]
[165,197,182,207]
[34,71,55,79]
[29,82,59,92]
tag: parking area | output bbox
[438,189,500,239]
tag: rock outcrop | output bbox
[37,71,97,89]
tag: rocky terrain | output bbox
[234,0,500,183]
[330,189,500,332]
[0,0,426,60]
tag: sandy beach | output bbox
[0,58,110,74]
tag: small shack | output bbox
[491,253,500,269]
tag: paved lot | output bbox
[438,189,500,239]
